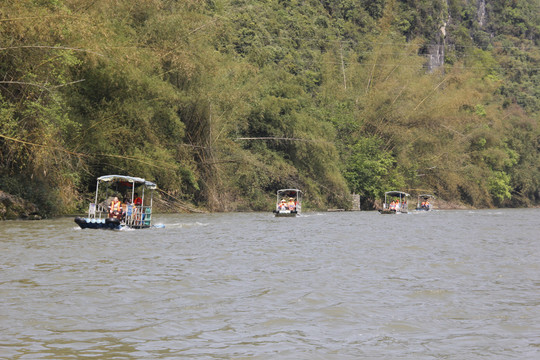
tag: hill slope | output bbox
[0,0,538,215]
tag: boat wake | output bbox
[161,221,208,229]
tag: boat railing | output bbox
[88,203,96,217]
[124,205,152,227]
[88,203,107,219]
[86,200,152,227]
[382,202,408,212]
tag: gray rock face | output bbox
[0,191,41,220]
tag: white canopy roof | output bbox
[97,175,157,189]
[277,189,302,194]
[385,191,410,197]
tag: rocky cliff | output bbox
[0,191,41,220]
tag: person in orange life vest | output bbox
[278,199,287,210]
[133,194,142,206]
[287,198,296,211]
[389,200,396,210]
[109,196,122,219]
[133,194,143,221]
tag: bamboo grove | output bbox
[1,0,539,215]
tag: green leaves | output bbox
[343,137,402,199]
[488,171,512,203]
[0,0,538,214]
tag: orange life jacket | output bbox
[110,200,122,212]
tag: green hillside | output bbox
[1,0,539,215]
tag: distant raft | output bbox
[415,194,436,211]
[379,191,410,214]
[273,189,302,217]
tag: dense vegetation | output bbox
[1,0,538,215]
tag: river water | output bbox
[1,209,539,359]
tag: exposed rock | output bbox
[477,0,486,28]
[426,43,445,73]
[0,191,41,220]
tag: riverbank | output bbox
[2,190,535,221]
[0,191,42,220]
[0,190,209,221]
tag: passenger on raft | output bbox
[134,193,142,207]
[108,196,123,219]
[287,197,296,211]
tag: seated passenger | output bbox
[108,196,123,219]
[134,194,142,206]
[288,198,296,211]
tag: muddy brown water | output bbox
[1,209,539,359]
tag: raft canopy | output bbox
[97,175,157,189]
[385,191,410,197]
[277,189,302,197]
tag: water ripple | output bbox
[1,210,539,359]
